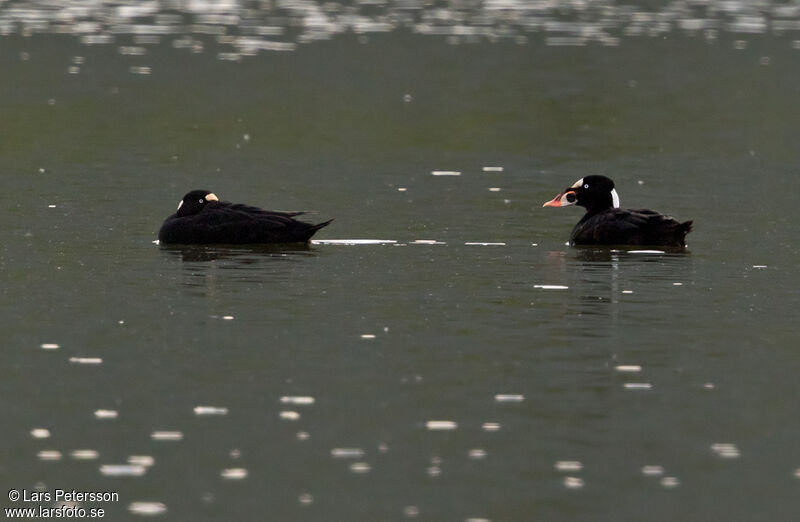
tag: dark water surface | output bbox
[2,2,800,520]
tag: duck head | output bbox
[543,175,620,214]
[176,190,219,217]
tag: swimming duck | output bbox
[543,176,692,247]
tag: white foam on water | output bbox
[94,409,118,419]
[431,170,461,176]
[220,468,248,479]
[331,448,364,459]
[128,502,167,516]
[672,282,683,286]
[222,315,234,320]
[296,431,310,440]
[534,285,569,290]
[38,450,62,461]
[482,166,504,172]
[488,187,501,192]
[100,464,146,476]
[481,422,501,432]
[40,343,60,350]
[624,383,653,390]
[280,411,300,420]
[641,465,665,476]
[71,449,99,460]
[150,431,183,441]
[468,449,487,459]
[628,250,665,254]
[703,382,715,389]
[298,493,314,505]
[360,334,376,339]
[69,357,102,365]
[660,476,680,488]
[494,394,525,403]
[753,265,767,268]
[193,406,228,416]
[280,396,315,405]
[31,428,51,439]
[426,420,457,431]
[397,187,407,192]
[711,443,740,459]
[465,242,506,246]
[555,461,583,472]
[411,239,446,245]
[311,239,397,245]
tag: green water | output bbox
[2,2,800,520]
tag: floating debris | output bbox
[280,396,315,405]
[193,406,228,416]
[555,461,583,472]
[425,420,457,431]
[128,502,167,516]
[494,394,525,403]
[150,431,183,441]
[100,464,146,476]
[220,468,248,480]
[31,428,51,439]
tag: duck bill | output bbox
[542,191,576,208]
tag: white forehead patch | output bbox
[570,178,584,189]
[205,193,219,202]
[611,188,620,208]
[177,200,183,211]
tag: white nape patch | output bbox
[177,200,183,211]
[611,188,620,208]
[570,177,584,189]
[205,193,219,201]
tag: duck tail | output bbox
[302,218,333,241]
[677,220,693,246]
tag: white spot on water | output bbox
[642,465,665,476]
[628,250,665,254]
[350,462,371,474]
[752,265,767,269]
[468,449,487,459]
[296,431,310,440]
[48,204,57,208]
[465,242,505,246]
[563,476,584,489]
[411,239,446,245]
[311,239,397,245]
[38,450,62,461]
[150,431,183,441]
[482,422,501,432]
[615,365,642,373]
[555,461,583,472]
[100,464,146,476]
[494,394,525,403]
[431,171,461,176]
[280,396,315,405]
[71,449,99,460]
[622,290,634,294]
[397,187,407,192]
[360,334,376,339]
[31,428,51,439]
[298,493,314,505]
[128,456,155,467]
[94,409,118,419]
[331,448,364,459]
[280,411,300,420]
[221,468,248,479]
[488,187,501,192]
[40,343,59,350]
[660,476,680,488]
[624,383,653,390]
[703,382,715,389]
[482,166,504,172]
[534,285,569,290]
[403,505,420,517]
[69,357,102,365]
[193,406,228,416]
[426,420,457,431]
[222,315,234,320]
[128,502,167,516]
[711,443,740,459]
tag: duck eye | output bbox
[198,199,204,203]
[566,192,577,203]
[584,184,589,189]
